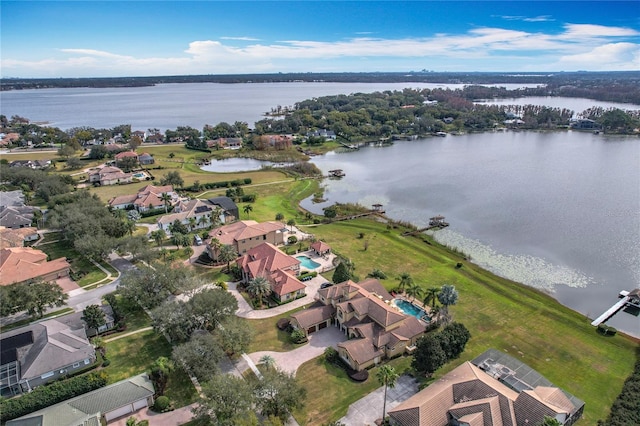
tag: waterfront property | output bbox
[591,288,640,327]
[6,374,155,425]
[206,220,286,259]
[290,278,425,371]
[0,319,96,397]
[393,298,430,322]
[88,166,133,186]
[157,197,233,234]
[237,242,306,302]
[388,348,585,426]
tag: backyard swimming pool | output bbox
[296,255,321,270]
[133,172,146,178]
[393,298,430,321]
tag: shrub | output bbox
[324,347,339,363]
[0,371,108,422]
[153,395,171,412]
[277,318,291,331]
[290,329,307,344]
[287,236,298,244]
[597,324,618,336]
[102,358,111,367]
[349,370,369,382]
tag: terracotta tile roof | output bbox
[238,242,299,276]
[270,269,306,296]
[0,247,70,286]
[108,194,137,206]
[114,151,138,159]
[338,338,384,365]
[310,240,331,252]
[0,227,38,248]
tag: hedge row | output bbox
[0,371,109,422]
[184,178,252,192]
[184,144,212,153]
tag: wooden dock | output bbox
[591,290,640,326]
[402,216,450,236]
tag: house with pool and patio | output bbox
[237,242,307,303]
[290,278,427,371]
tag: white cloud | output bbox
[555,42,640,70]
[498,15,555,22]
[220,36,260,41]
[2,23,639,77]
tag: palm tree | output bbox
[243,204,253,218]
[172,232,185,249]
[247,276,272,308]
[376,365,399,423]
[218,244,238,273]
[437,284,459,324]
[208,237,222,262]
[198,214,209,229]
[275,212,284,221]
[259,354,276,369]
[396,272,413,293]
[211,207,223,227]
[188,217,197,232]
[159,247,168,262]
[160,192,171,213]
[423,286,440,308]
[287,218,296,232]
[406,281,423,302]
[151,229,166,247]
[149,356,174,396]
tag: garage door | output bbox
[133,398,148,411]
[318,321,327,330]
[307,325,317,334]
[105,404,133,422]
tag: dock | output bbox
[402,215,449,236]
[328,169,345,178]
[591,289,640,326]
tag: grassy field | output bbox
[293,355,413,425]
[105,329,197,407]
[286,218,638,424]
[245,305,309,353]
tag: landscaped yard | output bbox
[105,329,197,407]
[245,305,309,353]
[292,354,413,425]
[36,239,109,287]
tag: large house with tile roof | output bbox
[290,278,426,371]
[88,166,133,186]
[109,184,177,212]
[157,198,232,234]
[388,348,585,426]
[0,318,96,397]
[206,220,286,259]
[237,242,306,302]
[0,247,70,287]
[0,226,39,248]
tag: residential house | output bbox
[254,134,293,150]
[109,184,177,212]
[146,132,165,144]
[157,198,225,234]
[0,206,35,229]
[236,242,306,303]
[388,348,585,426]
[570,118,601,130]
[209,196,239,222]
[56,305,116,337]
[0,132,20,146]
[0,319,96,397]
[114,150,139,166]
[290,279,425,371]
[307,129,337,140]
[0,226,39,248]
[138,152,155,165]
[9,159,51,169]
[88,166,133,186]
[207,137,243,149]
[310,240,332,256]
[6,374,155,424]
[0,190,26,208]
[0,247,70,286]
[131,130,147,141]
[206,220,285,258]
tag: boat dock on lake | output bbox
[328,169,346,178]
[591,289,640,327]
[402,215,449,236]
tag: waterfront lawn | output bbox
[293,355,413,425]
[306,218,638,424]
[105,329,197,407]
[245,305,308,353]
[238,179,318,224]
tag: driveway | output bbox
[109,403,196,426]
[338,374,419,425]
[229,275,326,319]
[248,326,346,375]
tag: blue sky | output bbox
[1,1,639,77]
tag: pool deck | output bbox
[392,295,433,322]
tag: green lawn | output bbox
[297,218,638,425]
[37,239,107,287]
[293,355,413,425]
[245,305,309,353]
[0,308,74,333]
[105,329,197,407]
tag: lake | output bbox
[302,131,640,336]
[2,82,638,336]
[1,82,544,131]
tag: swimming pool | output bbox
[133,172,145,178]
[296,255,321,270]
[394,298,430,321]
